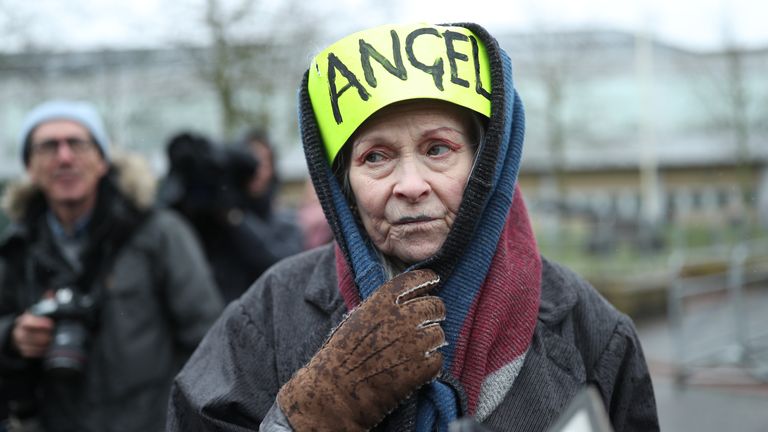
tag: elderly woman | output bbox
[168,23,659,432]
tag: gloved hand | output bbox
[277,269,445,432]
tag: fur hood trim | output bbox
[1,151,157,222]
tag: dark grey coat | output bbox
[168,244,658,432]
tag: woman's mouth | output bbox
[394,215,435,225]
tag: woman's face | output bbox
[348,100,476,264]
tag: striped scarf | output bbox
[337,185,541,429]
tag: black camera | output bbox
[159,132,258,213]
[28,288,95,379]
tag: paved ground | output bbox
[634,284,768,432]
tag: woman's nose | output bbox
[392,160,431,202]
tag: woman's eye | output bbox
[364,152,385,163]
[427,144,451,156]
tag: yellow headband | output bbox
[308,23,492,163]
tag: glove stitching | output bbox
[416,319,445,329]
[427,340,449,357]
[396,276,441,305]
[346,336,402,374]
[341,320,383,370]
[354,356,416,385]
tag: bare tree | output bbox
[0,0,40,53]
[169,0,324,142]
[679,39,768,237]
[0,0,16,53]
[717,44,766,238]
[510,29,608,246]
[203,0,258,139]
[167,0,407,145]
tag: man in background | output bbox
[0,100,223,432]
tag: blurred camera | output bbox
[28,288,95,379]
[160,132,258,213]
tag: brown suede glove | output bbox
[277,269,445,432]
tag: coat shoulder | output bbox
[240,243,340,313]
[539,257,642,372]
[540,257,625,327]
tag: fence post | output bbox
[668,251,687,386]
[728,243,749,363]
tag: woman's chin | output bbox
[391,243,442,265]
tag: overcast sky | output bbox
[401,0,768,50]
[3,0,768,52]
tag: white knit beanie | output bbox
[18,99,110,165]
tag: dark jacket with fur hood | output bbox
[0,153,224,432]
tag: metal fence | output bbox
[668,238,768,385]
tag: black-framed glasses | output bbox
[31,137,96,157]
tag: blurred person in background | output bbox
[158,130,303,304]
[240,129,304,260]
[0,100,224,432]
[296,179,333,250]
[168,23,658,431]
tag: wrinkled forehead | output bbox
[308,23,492,163]
[351,99,479,142]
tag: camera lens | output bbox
[45,319,89,379]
